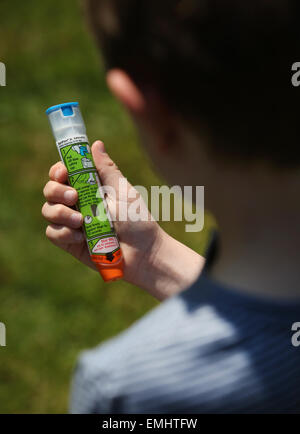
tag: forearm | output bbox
[137,228,205,301]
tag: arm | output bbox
[132,228,204,300]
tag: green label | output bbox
[60,142,113,248]
[69,172,112,240]
[60,143,94,175]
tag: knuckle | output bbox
[49,164,57,178]
[56,226,69,242]
[45,225,53,239]
[46,225,70,243]
[109,159,121,174]
[43,182,50,198]
[51,182,62,197]
[56,204,66,219]
[111,162,119,171]
[99,152,112,165]
[106,156,115,167]
[41,202,48,217]
[45,181,59,198]
[99,163,118,178]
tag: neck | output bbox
[209,165,300,301]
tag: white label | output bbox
[92,236,119,254]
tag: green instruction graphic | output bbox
[60,142,94,175]
[61,141,112,246]
[69,171,112,241]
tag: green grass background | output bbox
[0,0,214,413]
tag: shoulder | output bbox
[71,276,300,413]
[73,279,237,375]
[70,278,238,413]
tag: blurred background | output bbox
[0,0,214,413]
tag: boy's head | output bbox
[85,0,300,189]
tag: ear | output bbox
[106,68,179,153]
[106,69,146,115]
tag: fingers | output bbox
[92,140,123,187]
[42,202,83,228]
[43,180,78,206]
[49,161,68,183]
[46,224,84,245]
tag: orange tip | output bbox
[96,264,124,282]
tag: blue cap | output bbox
[46,102,79,117]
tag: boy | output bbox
[42,1,300,413]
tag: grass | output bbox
[0,0,215,413]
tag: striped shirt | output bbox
[70,276,300,413]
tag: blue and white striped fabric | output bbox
[70,276,300,413]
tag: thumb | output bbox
[92,140,123,189]
[91,140,135,221]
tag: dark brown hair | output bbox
[85,0,300,166]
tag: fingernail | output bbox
[74,231,84,242]
[55,169,62,180]
[64,190,77,203]
[71,213,82,226]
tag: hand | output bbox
[42,140,204,299]
[42,140,161,280]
